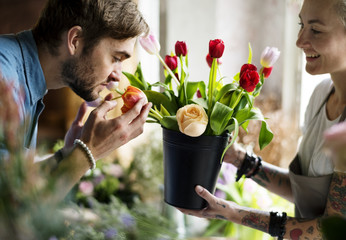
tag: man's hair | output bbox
[32,0,149,55]
[335,0,346,28]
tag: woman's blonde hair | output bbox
[335,0,346,27]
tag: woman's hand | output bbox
[178,185,237,221]
[324,121,346,172]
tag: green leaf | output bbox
[123,71,147,90]
[243,92,254,109]
[229,89,244,109]
[134,62,148,89]
[253,74,264,97]
[233,72,240,82]
[259,121,274,150]
[220,117,239,163]
[210,102,234,135]
[143,90,178,115]
[197,81,206,98]
[191,98,208,110]
[248,43,253,64]
[185,81,199,100]
[160,116,179,131]
[159,104,170,117]
[215,83,238,102]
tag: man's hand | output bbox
[79,93,152,160]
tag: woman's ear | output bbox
[67,26,83,56]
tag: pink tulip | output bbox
[260,47,280,68]
[139,32,161,55]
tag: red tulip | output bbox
[196,89,202,98]
[121,86,148,113]
[164,55,178,71]
[209,39,225,58]
[239,64,260,92]
[261,66,273,78]
[175,41,188,57]
[206,53,222,68]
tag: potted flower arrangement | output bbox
[115,34,279,210]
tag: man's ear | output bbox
[67,26,83,56]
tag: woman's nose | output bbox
[296,29,309,49]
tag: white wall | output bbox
[138,0,304,123]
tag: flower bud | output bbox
[176,104,208,137]
[106,81,119,91]
[261,66,273,78]
[139,32,161,55]
[260,47,280,68]
[164,55,178,71]
[175,41,188,57]
[209,39,225,58]
[121,86,148,113]
[206,53,222,68]
[239,64,260,92]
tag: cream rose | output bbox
[176,104,208,137]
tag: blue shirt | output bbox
[0,30,46,152]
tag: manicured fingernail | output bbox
[196,185,203,193]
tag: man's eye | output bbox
[298,22,304,29]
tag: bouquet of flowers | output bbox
[121,33,280,156]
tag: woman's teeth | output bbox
[306,54,320,58]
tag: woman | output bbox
[179,0,346,239]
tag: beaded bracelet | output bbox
[235,152,258,182]
[246,156,262,178]
[74,139,96,170]
[269,211,287,240]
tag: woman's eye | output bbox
[311,29,321,34]
[113,57,121,62]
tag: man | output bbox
[0,0,152,201]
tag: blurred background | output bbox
[0,0,330,239]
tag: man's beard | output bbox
[61,56,98,102]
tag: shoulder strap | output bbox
[311,86,335,120]
[339,107,346,122]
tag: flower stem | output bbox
[230,89,244,109]
[149,108,163,121]
[207,58,218,116]
[156,53,180,86]
[111,96,122,101]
